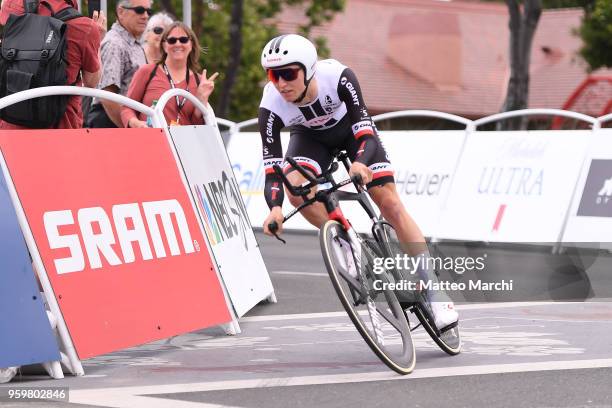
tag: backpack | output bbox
[0,0,82,128]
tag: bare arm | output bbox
[100,84,123,127]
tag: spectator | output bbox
[0,0,104,129]
[87,0,150,128]
[143,12,173,64]
[121,21,218,128]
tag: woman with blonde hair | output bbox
[122,21,219,127]
[143,12,173,63]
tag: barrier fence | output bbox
[223,109,611,247]
[0,87,275,380]
[1,86,610,381]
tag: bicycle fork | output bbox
[330,207,385,346]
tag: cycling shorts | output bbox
[285,115,395,189]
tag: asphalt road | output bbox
[1,231,611,408]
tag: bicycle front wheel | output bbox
[320,220,416,375]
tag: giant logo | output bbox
[194,171,250,251]
[44,200,197,275]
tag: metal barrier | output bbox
[218,108,608,134]
[0,86,243,379]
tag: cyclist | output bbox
[259,34,458,330]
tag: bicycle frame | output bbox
[274,153,380,225]
[271,152,393,273]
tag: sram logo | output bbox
[43,199,197,275]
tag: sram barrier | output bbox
[438,131,591,242]
[0,128,232,359]
[562,129,612,247]
[0,171,60,369]
[168,125,274,317]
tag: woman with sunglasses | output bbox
[143,12,173,64]
[122,21,219,128]
[259,34,458,331]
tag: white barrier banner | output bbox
[438,131,590,242]
[378,131,466,236]
[227,132,315,231]
[562,129,612,245]
[169,126,274,317]
[227,131,466,236]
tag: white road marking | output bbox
[70,358,612,408]
[272,270,329,277]
[240,301,612,323]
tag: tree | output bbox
[579,0,612,70]
[171,0,345,121]
[498,0,542,130]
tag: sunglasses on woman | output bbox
[165,36,190,45]
[122,5,153,15]
[152,26,164,35]
[267,67,301,83]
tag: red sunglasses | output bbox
[267,67,301,83]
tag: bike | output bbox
[268,151,461,375]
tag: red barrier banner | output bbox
[0,128,231,359]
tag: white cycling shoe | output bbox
[430,301,458,330]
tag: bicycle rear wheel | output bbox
[376,222,462,355]
[320,220,415,375]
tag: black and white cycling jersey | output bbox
[258,59,382,209]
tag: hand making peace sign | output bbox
[196,69,220,105]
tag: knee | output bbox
[377,195,405,223]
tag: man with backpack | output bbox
[0,0,104,129]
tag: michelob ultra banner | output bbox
[0,129,231,359]
[169,126,274,317]
[0,169,60,367]
[438,131,590,242]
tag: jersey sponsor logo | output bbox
[289,115,302,125]
[264,158,284,167]
[44,200,197,275]
[340,77,360,106]
[193,171,250,251]
[262,146,270,156]
[266,112,276,140]
[370,163,392,172]
[308,115,334,126]
[289,156,322,175]
[352,120,373,135]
